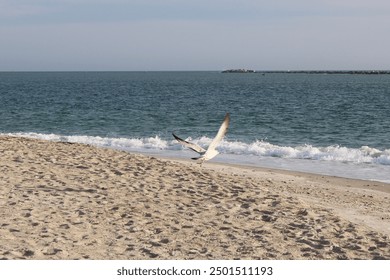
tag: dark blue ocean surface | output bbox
[1,71,390,181]
[1,71,390,147]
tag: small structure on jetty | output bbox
[222,69,256,73]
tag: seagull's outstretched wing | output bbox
[198,113,230,161]
[207,113,230,152]
[172,133,206,154]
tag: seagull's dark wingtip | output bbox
[172,132,180,141]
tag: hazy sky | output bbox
[1,0,390,71]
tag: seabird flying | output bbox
[173,113,230,163]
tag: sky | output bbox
[1,0,390,71]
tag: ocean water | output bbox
[1,71,390,182]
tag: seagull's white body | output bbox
[173,113,230,163]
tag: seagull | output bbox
[172,113,230,164]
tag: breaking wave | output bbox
[4,132,390,166]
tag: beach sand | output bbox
[1,136,389,260]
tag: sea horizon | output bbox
[1,69,390,72]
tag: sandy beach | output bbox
[0,136,389,260]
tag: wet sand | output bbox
[0,136,389,259]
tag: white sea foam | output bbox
[4,132,390,183]
[4,132,390,166]
[217,140,390,166]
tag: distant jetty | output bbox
[222,70,390,75]
[222,69,256,73]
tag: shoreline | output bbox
[4,132,389,184]
[1,136,389,259]
[155,154,390,194]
